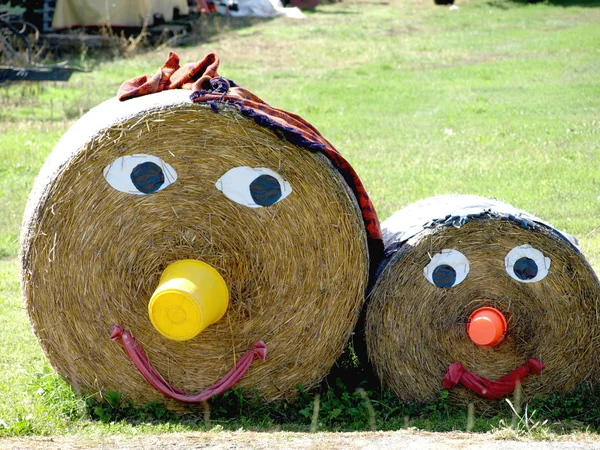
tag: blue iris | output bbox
[514,257,538,280]
[249,174,282,207]
[130,162,165,194]
[432,264,457,288]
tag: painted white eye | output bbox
[424,249,470,288]
[103,155,177,195]
[505,245,550,283]
[216,166,292,208]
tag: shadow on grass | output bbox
[184,14,276,45]
[83,381,501,433]
[497,0,600,7]
[304,8,360,14]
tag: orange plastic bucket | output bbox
[467,306,507,347]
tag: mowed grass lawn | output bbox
[1,0,600,437]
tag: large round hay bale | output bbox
[366,194,600,404]
[20,57,381,406]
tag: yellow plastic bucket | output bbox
[148,260,229,341]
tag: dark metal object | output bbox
[0,8,84,85]
[0,65,78,84]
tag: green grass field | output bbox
[1,0,600,438]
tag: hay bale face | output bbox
[21,90,369,404]
[366,195,600,403]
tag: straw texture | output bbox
[366,195,600,404]
[20,90,369,406]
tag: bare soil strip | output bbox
[2,430,600,450]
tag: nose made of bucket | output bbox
[148,260,229,341]
[467,306,507,347]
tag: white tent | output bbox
[52,0,189,29]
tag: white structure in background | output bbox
[52,0,190,28]
[218,0,304,18]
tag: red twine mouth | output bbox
[442,359,545,400]
[110,325,267,403]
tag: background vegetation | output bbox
[1,0,599,438]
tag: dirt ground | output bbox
[2,430,600,450]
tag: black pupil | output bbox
[432,264,456,288]
[249,174,282,207]
[514,257,538,280]
[130,162,165,194]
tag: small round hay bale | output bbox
[366,194,600,404]
[20,86,375,406]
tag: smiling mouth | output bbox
[442,359,545,400]
[110,325,267,402]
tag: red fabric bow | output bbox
[118,52,221,100]
[111,325,267,403]
[442,359,545,400]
